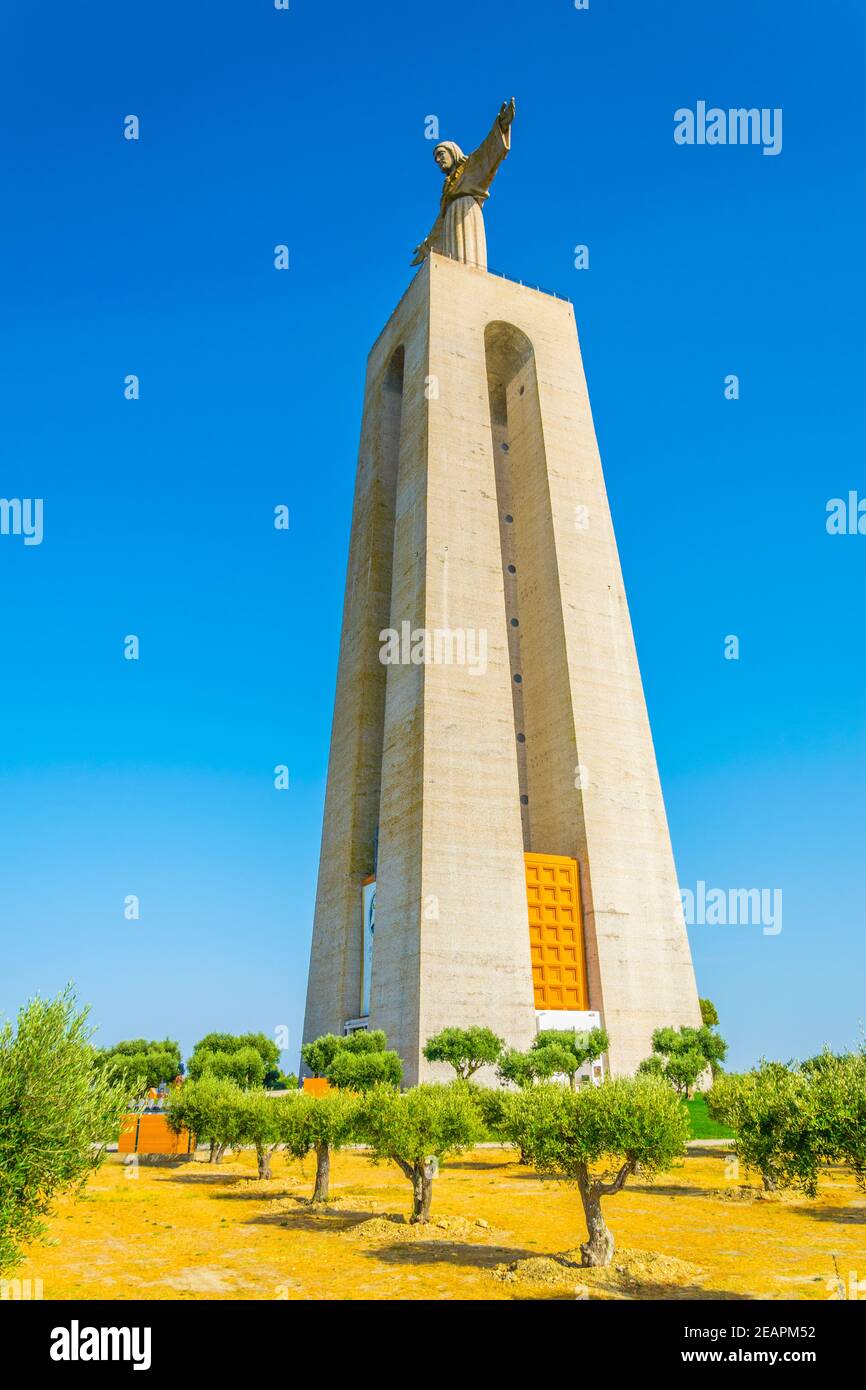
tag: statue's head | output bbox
[434,141,464,175]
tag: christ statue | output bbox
[411,98,515,270]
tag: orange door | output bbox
[525,852,588,1010]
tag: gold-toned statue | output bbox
[411,98,515,270]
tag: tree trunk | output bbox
[257,1145,272,1180]
[578,1171,615,1267]
[312,1142,330,1202]
[762,1169,778,1193]
[410,1161,435,1223]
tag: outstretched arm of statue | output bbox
[464,98,514,187]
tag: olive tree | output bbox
[277,1090,360,1202]
[191,1032,280,1069]
[472,1085,508,1136]
[708,1053,866,1196]
[359,1082,482,1222]
[298,1028,402,1094]
[301,1030,387,1078]
[507,1077,689,1266]
[699,998,720,1028]
[326,1048,402,1091]
[187,1045,266,1090]
[422,1026,504,1080]
[496,1047,542,1090]
[813,1049,866,1185]
[95,1038,182,1091]
[233,1089,284,1179]
[166,1075,246,1164]
[706,1063,821,1193]
[638,1025,727,1098]
[0,988,131,1273]
[301,1029,402,1092]
[531,1027,609,1090]
[187,1033,282,1092]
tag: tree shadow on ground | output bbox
[160,1171,257,1186]
[245,1205,383,1234]
[613,1282,751,1302]
[496,1170,561,1183]
[795,1203,866,1224]
[361,1242,753,1300]
[446,1160,514,1172]
[628,1183,713,1199]
[210,1187,311,1203]
[362,1239,536,1270]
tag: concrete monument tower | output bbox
[302,101,702,1082]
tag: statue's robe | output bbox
[428,118,511,269]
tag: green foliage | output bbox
[643,1025,728,1097]
[472,1086,508,1135]
[264,1069,298,1091]
[665,1046,707,1096]
[531,1028,609,1089]
[275,1090,360,1157]
[708,1050,866,1195]
[95,1038,182,1092]
[358,1082,483,1220]
[189,1032,279,1077]
[360,1082,483,1166]
[0,988,131,1273]
[166,1076,247,1157]
[508,1076,689,1184]
[422,1026,504,1080]
[813,1049,866,1185]
[636,1053,664,1079]
[337,1029,389,1055]
[187,1046,266,1089]
[300,1029,398,1089]
[186,1031,282,1091]
[496,1047,542,1090]
[532,1042,579,1081]
[300,1034,343,1077]
[707,1064,822,1194]
[496,1028,609,1093]
[275,1090,361,1201]
[325,1049,402,1091]
[505,1076,689,1264]
[230,1089,284,1177]
[192,1033,280,1067]
[699,998,720,1028]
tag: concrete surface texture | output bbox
[303,252,702,1082]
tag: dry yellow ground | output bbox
[16,1147,866,1301]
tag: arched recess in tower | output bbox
[484,321,584,860]
[365,342,405,877]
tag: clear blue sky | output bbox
[1,1,863,1073]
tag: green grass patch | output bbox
[685,1095,733,1139]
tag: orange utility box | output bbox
[302,1077,330,1098]
[525,852,589,1010]
[118,1113,195,1156]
